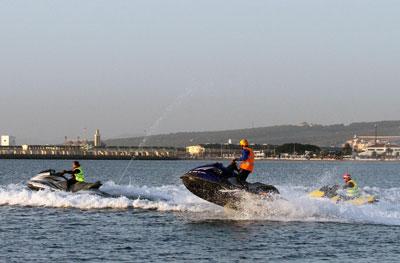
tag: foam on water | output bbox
[1,181,400,225]
[228,185,400,225]
[0,182,214,212]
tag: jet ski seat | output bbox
[227,177,245,188]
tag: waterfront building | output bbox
[1,135,16,146]
[358,144,400,157]
[64,136,88,146]
[254,150,266,159]
[347,135,400,152]
[94,129,101,147]
[186,145,206,156]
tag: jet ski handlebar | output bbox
[37,169,68,180]
[49,170,68,180]
[56,172,69,180]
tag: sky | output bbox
[0,0,399,144]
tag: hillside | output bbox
[105,120,400,147]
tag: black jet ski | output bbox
[181,162,279,209]
[27,169,104,194]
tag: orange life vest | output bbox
[239,146,255,172]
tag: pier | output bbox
[0,145,184,160]
[0,144,244,160]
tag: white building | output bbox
[94,129,101,147]
[186,145,205,156]
[253,150,266,159]
[358,144,400,157]
[1,135,16,146]
[347,135,400,152]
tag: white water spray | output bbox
[139,87,195,148]
[118,87,196,183]
[2,182,400,225]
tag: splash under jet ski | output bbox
[27,169,104,194]
[309,185,377,205]
[181,162,279,209]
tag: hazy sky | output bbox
[1,0,399,144]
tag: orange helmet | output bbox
[239,139,249,147]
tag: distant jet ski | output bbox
[181,163,279,209]
[309,185,377,205]
[27,169,106,195]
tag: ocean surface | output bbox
[1,159,399,262]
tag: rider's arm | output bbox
[64,169,80,180]
[238,149,250,161]
[63,169,80,175]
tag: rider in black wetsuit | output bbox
[62,161,85,191]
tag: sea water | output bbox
[0,160,399,262]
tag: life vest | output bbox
[346,179,360,197]
[239,147,255,172]
[74,167,85,182]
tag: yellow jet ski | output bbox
[309,185,377,205]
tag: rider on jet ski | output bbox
[232,139,255,186]
[62,161,85,191]
[342,173,361,199]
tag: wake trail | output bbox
[0,182,216,212]
[1,182,400,226]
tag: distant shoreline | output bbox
[1,155,399,162]
[0,154,179,161]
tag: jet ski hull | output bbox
[181,174,243,207]
[181,163,279,209]
[27,169,103,193]
[27,181,102,192]
[309,185,377,205]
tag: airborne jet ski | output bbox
[181,162,279,209]
[309,185,377,205]
[27,169,104,194]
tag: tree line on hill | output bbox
[105,120,400,147]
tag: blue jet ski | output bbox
[181,162,279,209]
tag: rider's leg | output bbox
[237,169,250,186]
[67,178,77,191]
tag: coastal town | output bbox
[2,128,400,161]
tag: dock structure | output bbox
[0,143,331,160]
[0,145,185,160]
[0,144,245,160]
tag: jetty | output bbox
[0,145,184,160]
